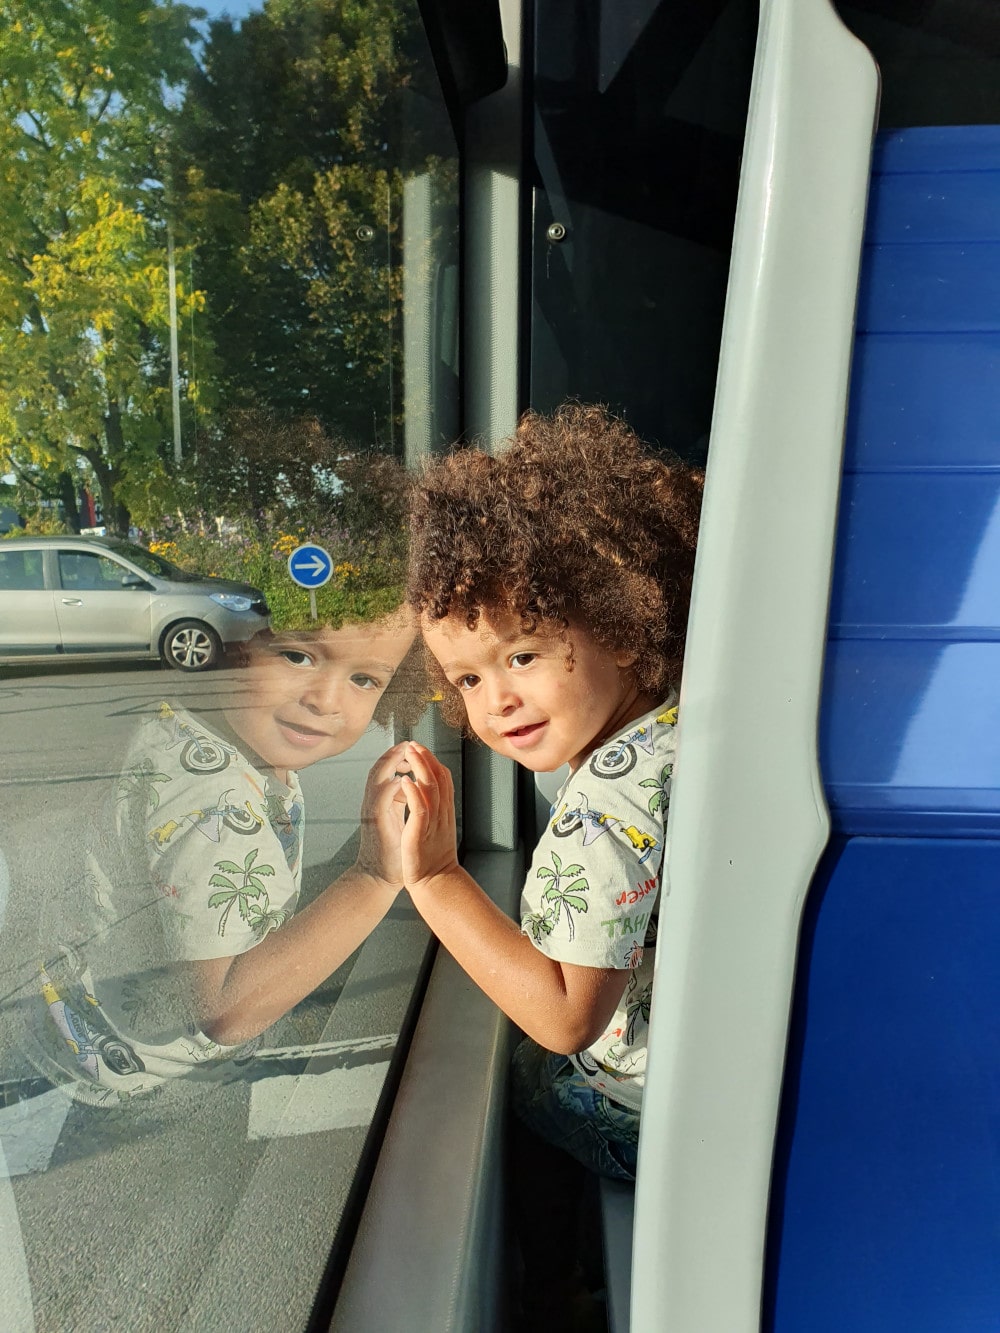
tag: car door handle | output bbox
[61,597,83,605]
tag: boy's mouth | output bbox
[275,717,330,747]
[502,720,547,748]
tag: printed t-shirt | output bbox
[35,703,303,1100]
[520,700,677,1111]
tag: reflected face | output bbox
[223,613,416,778]
[422,607,654,773]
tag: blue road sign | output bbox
[287,544,333,589]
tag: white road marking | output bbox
[247,1033,396,1140]
[0,1141,36,1331]
[0,1089,72,1178]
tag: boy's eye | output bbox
[279,649,313,667]
[510,652,537,669]
[455,674,479,691]
[350,673,383,691]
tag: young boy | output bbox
[395,403,702,1180]
[29,612,419,1103]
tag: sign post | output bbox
[287,544,334,619]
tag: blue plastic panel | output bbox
[866,173,1000,245]
[858,244,1000,333]
[873,124,1000,173]
[767,838,1000,1332]
[847,334,1000,466]
[821,125,1000,837]
[823,641,1000,835]
[769,125,1000,1333]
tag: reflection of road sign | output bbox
[287,544,333,589]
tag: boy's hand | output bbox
[355,742,411,890]
[398,742,460,889]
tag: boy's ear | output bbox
[615,649,639,669]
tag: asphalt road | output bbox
[0,659,430,1332]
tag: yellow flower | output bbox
[334,561,361,579]
[149,540,180,559]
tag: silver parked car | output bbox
[0,536,270,671]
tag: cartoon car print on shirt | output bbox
[551,794,660,863]
[589,721,658,779]
[40,969,146,1080]
[148,791,264,851]
[157,703,237,775]
[551,793,618,845]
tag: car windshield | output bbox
[106,541,198,581]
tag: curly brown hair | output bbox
[408,403,703,727]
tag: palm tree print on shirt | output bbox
[639,762,673,817]
[525,852,590,942]
[208,848,277,937]
[117,758,172,813]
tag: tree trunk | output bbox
[97,403,132,535]
[83,447,130,537]
[56,471,82,533]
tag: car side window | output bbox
[57,550,127,591]
[0,549,45,591]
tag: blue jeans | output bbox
[510,1037,640,1182]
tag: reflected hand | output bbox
[398,742,460,891]
[355,742,411,890]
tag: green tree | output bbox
[173,0,445,456]
[0,0,212,533]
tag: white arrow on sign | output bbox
[294,554,328,577]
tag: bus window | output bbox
[0,1,458,1328]
[837,0,1000,128]
[530,0,759,465]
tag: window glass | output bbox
[57,550,129,589]
[108,542,191,579]
[836,2,1000,128]
[0,549,45,591]
[530,0,758,465]
[0,1,458,1327]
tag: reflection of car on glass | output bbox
[0,535,269,671]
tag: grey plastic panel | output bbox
[332,2,526,1293]
[328,850,522,1333]
[600,1178,635,1333]
[630,2,878,1330]
[459,0,524,857]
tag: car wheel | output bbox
[161,620,222,672]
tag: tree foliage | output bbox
[0,0,456,534]
[173,0,422,451]
[0,0,208,532]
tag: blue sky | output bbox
[196,0,262,20]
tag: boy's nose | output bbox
[485,679,520,717]
[301,671,344,715]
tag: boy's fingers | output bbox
[375,743,409,778]
[404,743,442,790]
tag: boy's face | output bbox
[422,607,654,773]
[223,613,415,778]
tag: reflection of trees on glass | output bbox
[0,0,456,542]
[0,0,206,535]
[173,0,454,454]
